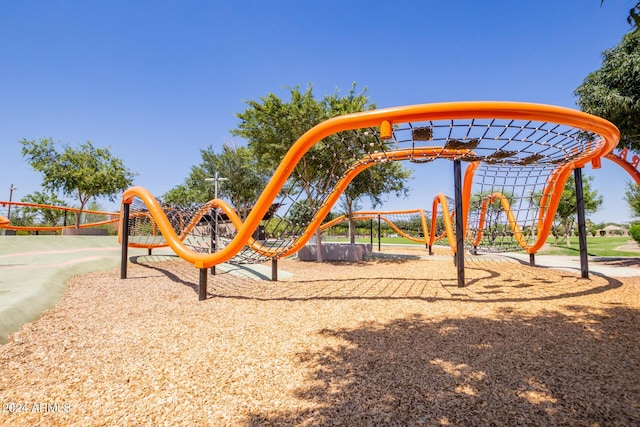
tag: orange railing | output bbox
[0,201,119,232]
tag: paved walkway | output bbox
[1,236,638,344]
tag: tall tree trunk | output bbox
[563,219,572,247]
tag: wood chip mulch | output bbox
[1,246,640,426]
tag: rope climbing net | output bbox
[121,102,619,269]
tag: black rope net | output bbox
[125,115,605,261]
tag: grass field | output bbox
[540,236,639,257]
[323,235,640,257]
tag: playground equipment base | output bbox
[61,228,108,236]
[297,243,372,262]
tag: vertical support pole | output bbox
[377,214,381,252]
[529,253,535,267]
[199,268,207,301]
[453,160,465,287]
[210,210,217,275]
[272,258,278,281]
[120,203,130,279]
[574,167,589,279]
[148,248,152,255]
[370,219,373,247]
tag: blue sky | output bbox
[0,0,636,223]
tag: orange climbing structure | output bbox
[118,101,620,299]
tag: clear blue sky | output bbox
[0,0,636,224]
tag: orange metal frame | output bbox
[604,151,640,185]
[120,101,620,268]
[0,201,119,232]
[320,208,430,244]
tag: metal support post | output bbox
[120,203,130,279]
[377,214,381,251]
[574,168,589,279]
[529,253,535,267]
[272,258,278,281]
[370,219,373,247]
[199,268,208,301]
[210,212,217,275]
[454,160,465,287]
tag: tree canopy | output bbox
[20,138,136,227]
[232,83,413,247]
[624,180,640,218]
[574,29,640,150]
[164,143,270,220]
[553,174,603,246]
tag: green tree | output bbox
[601,0,640,31]
[20,138,136,228]
[164,143,270,220]
[342,163,411,244]
[574,29,640,150]
[232,83,412,258]
[21,191,68,227]
[624,180,640,217]
[554,174,603,246]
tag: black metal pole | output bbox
[120,203,130,279]
[370,219,373,247]
[199,268,207,301]
[529,253,535,267]
[214,209,218,276]
[377,214,381,251]
[454,160,465,287]
[574,167,589,279]
[272,258,278,281]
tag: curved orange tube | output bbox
[470,193,528,250]
[430,193,457,253]
[120,101,619,268]
[320,209,430,244]
[604,152,640,185]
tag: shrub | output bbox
[629,223,640,244]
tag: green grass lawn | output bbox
[323,235,640,257]
[540,236,639,257]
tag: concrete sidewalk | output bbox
[501,253,640,278]
[0,236,140,343]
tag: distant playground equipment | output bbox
[320,208,433,247]
[0,201,119,234]
[604,148,640,185]
[119,101,620,300]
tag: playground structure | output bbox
[117,101,620,300]
[320,208,434,247]
[0,201,119,234]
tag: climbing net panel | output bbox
[121,102,619,269]
[465,163,555,253]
